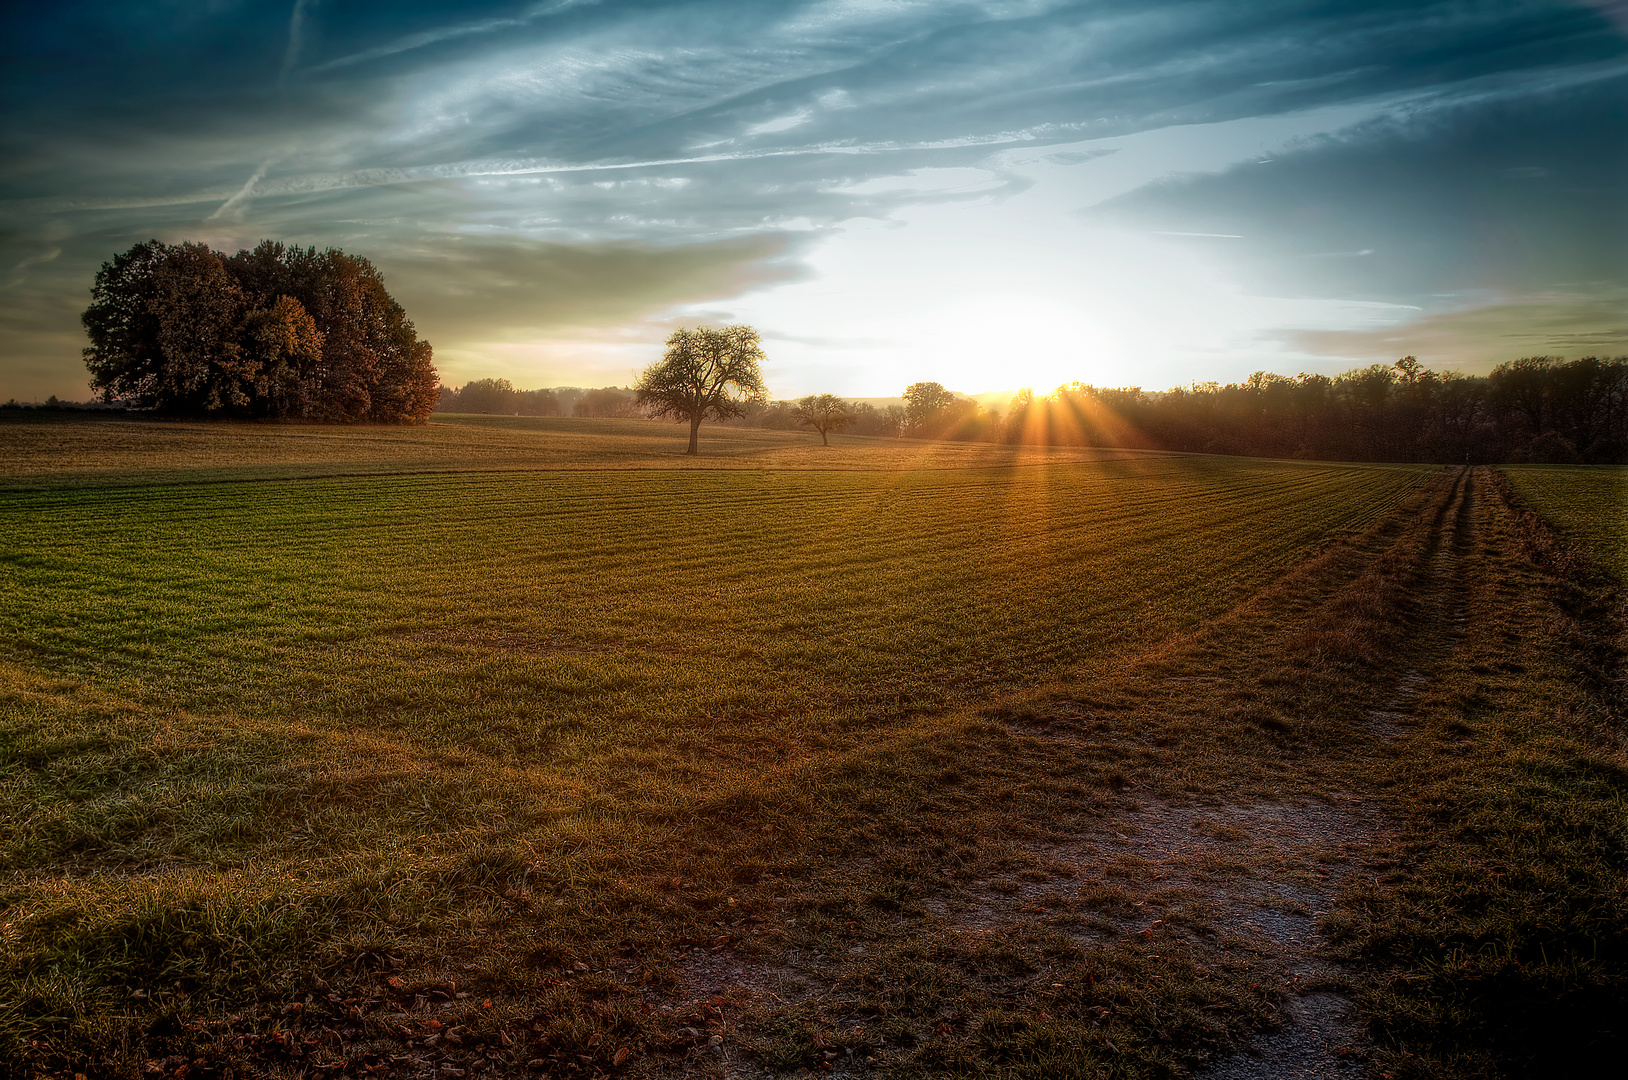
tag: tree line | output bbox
[434,380,638,418]
[730,355,1626,464]
[437,351,1625,464]
[81,240,439,423]
[1000,356,1626,464]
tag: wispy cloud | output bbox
[3,0,1626,398]
[307,1,603,75]
[277,0,316,87]
[9,126,1097,214]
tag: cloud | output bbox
[745,110,814,137]
[4,0,1627,396]
[1289,290,1628,371]
[381,232,812,344]
[1087,68,1628,304]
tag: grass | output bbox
[1334,469,1628,1077]
[1498,465,1627,582]
[1,416,1623,1079]
[0,456,1422,763]
[0,411,1141,490]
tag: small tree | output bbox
[636,326,768,454]
[791,393,850,445]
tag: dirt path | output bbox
[1192,469,1478,1077]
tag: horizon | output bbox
[3,2,1625,403]
[1,353,1595,413]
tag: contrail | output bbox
[278,0,315,86]
[1,246,62,290]
[207,154,282,221]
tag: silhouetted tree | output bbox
[636,326,767,454]
[791,393,851,445]
[986,356,1625,464]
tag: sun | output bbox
[915,294,1127,394]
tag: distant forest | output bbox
[438,356,1625,465]
[435,379,639,418]
[1000,355,1627,465]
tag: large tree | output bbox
[791,393,851,445]
[635,326,768,454]
[82,239,438,423]
[902,381,960,437]
[82,241,253,412]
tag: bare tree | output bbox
[791,393,851,445]
[635,326,768,454]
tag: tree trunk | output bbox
[687,413,701,454]
[820,427,829,446]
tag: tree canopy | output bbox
[452,378,522,415]
[82,239,438,423]
[635,326,767,454]
[903,381,980,438]
[791,393,851,445]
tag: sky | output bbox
[2,0,1624,402]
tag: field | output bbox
[1,414,1624,1080]
[0,412,1119,489]
[1499,465,1627,582]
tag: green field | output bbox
[0,458,1423,757]
[0,412,1127,489]
[1499,465,1628,581]
[0,454,1424,892]
[3,417,1624,1079]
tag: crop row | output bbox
[0,458,1427,766]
